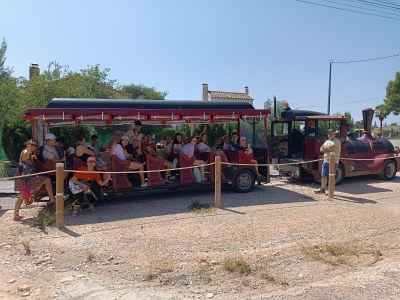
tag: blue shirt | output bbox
[229,140,239,152]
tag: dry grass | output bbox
[21,240,31,255]
[223,256,252,275]
[143,260,175,281]
[86,251,95,262]
[303,243,361,266]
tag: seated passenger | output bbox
[239,136,265,181]
[76,133,96,164]
[141,132,153,150]
[124,120,143,142]
[229,132,240,152]
[170,133,184,169]
[181,136,207,182]
[110,135,147,187]
[198,133,211,154]
[42,133,66,164]
[143,143,173,183]
[222,135,230,151]
[55,137,65,159]
[87,135,108,170]
[103,131,123,150]
[69,156,111,217]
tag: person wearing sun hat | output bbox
[69,156,112,216]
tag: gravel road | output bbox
[1,172,400,299]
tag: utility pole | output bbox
[327,59,333,115]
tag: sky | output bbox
[1,0,400,124]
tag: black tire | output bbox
[378,160,397,180]
[335,163,345,185]
[233,168,256,193]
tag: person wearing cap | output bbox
[103,131,123,150]
[43,133,66,163]
[125,120,143,142]
[75,133,96,164]
[238,136,266,181]
[314,129,341,194]
[69,156,112,216]
[110,135,147,188]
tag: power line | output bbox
[295,0,400,20]
[354,0,400,10]
[333,52,400,63]
[321,0,400,16]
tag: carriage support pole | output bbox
[328,153,336,200]
[55,163,65,228]
[214,156,221,208]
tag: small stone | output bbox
[7,278,16,284]
[298,273,303,278]
[206,293,214,298]
[60,276,74,283]
[22,292,30,297]
[18,284,30,292]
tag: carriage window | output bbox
[273,122,289,136]
[317,120,341,137]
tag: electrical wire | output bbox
[295,0,400,20]
[333,53,400,63]
[321,0,400,16]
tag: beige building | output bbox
[201,84,254,106]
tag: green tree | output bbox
[344,111,354,130]
[120,84,168,100]
[0,38,12,83]
[1,119,32,164]
[382,71,400,115]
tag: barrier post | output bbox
[328,153,336,199]
[214,156,221,208]
[55,163,64,228]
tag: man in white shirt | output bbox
[314,129,341,194]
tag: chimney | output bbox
[244,86,249,96]
[362,108,374,138]
[202,83,208,101]
[29,63,40,80]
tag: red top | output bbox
[73,166,101,182]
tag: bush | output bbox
[1,119,32,164]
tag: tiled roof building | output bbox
[202,84,254,106]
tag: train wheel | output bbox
[379,160,397,180]
[233,169,255,193]
[335,164,345,185]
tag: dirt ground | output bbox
[0,174,400,300]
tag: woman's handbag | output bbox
[18,162,36,176]
[69,180,84,194]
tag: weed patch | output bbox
[303,243,361,266]
[34,209,55,230]
[21,240,31,255]
[143,260,174,281]
[188,200,214,213]
[223,256,252,275]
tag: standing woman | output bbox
[14,139,56,221]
